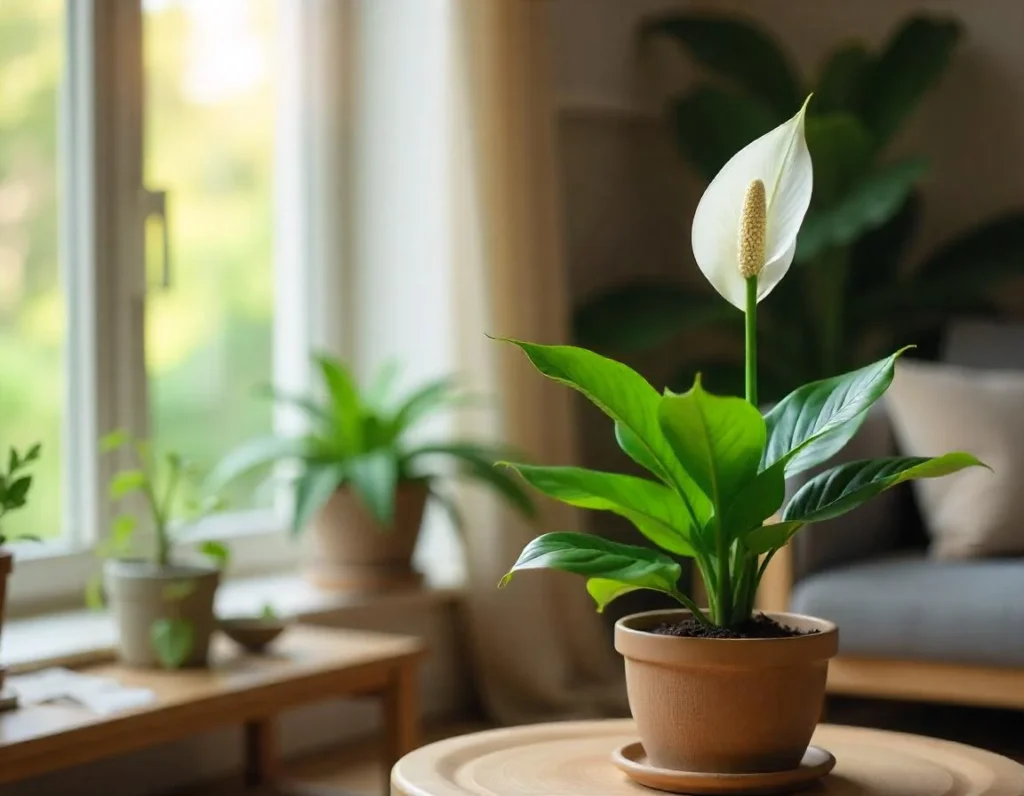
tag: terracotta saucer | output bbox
[612,742,836,795]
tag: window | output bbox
[4,0,307,614]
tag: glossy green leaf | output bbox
[671,86,777,182]
[722,461,786,541]
[503,463,695,557]
[586,578,643,613]
[657,378,765,519]
[860,15,961,146]
[109,470,146,501]
[797,157,929,262]
[783,453,984,524]
[345,450,398,526]
[292,463,345,535]
[644,14,800,117]
[814,44,871,114]
[410,442,535,518]
[743,520,804,555]
[501,339,709,521]
[366,359,403,409]
[500,532,681,595]
[150,618,194,670]
[314,353,363,451]
[572,281,740,352]
[23,442,41,464]
[763,348,910,477]
[198,540,230,569]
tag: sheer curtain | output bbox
[291,0,626,724]
[447,0,626,723]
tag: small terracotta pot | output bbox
[615,609,838,774]
[0,550,12,691]
[306,481,428,592]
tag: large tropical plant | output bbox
[500,103,983,630]
[211,354,534,534]
[574,12,1024,401]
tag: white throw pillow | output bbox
[885,359,1023,559]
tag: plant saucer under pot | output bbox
[615,609,838,774]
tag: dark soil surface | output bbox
[649,613,816,639]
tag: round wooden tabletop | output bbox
[392,720,1024,796]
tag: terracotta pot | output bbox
[0,550,12,691]
[306,481,428,592]
[614,609,838,774]
[104,559,220,668]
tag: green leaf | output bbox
[572,282,740,352]
[503,463,695,557]
[253,384,332,426]
[657,377,765,520]
[292,463,345,535]
[150,618,194,670]
[783,453,985,524]
[860,15,961,146]
[198,540,230,569]
[586,578,643,613]
[4,475,31,508]
[260,603,279,620]
[162,579,197,601]
[803,113,872,207]
[346,450,399,526]
[7,448,17,474]
[500,532,682,595]
[391,377,459,434]
[764,348,910,477]
[644,14,800,118]
[208,436,310,491]
[743,520,804,555]
[671,86,777,182]
[109,470,146,501]
[797,157,929,262]
[100,429,130,453]
[501,339,710,523]
[848,193,920,296]
[366,359,403,409]
[722,461,786,541]
[314,353,364,451]
[410,443,535,519]
[111,514,137,552]
[814,44,871,114]
[23,443,41,464]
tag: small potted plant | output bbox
[0,444,41,686]
[92,431,229,669]
[213,355,533,591]
[499,100,983,776]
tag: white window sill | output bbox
[1,573,463,673]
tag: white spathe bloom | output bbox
[691,99,813,311]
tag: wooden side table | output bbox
[391,719,1024,796]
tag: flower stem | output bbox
[745,276,758,406]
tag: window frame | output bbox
[7,0,308,616]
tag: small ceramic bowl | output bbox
[219,617,288,654]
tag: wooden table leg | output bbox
[244,717,278,789]
[382,663,420,784]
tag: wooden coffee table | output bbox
[391,719,1024,796]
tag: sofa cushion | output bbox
[790,556,1024,667]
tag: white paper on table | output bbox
[7,667,157,715]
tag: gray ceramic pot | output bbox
[104,559,220,668]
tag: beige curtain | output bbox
[449,0,628,724]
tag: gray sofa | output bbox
[786,321,1024,674]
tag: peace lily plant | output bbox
[499,98,983,632]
